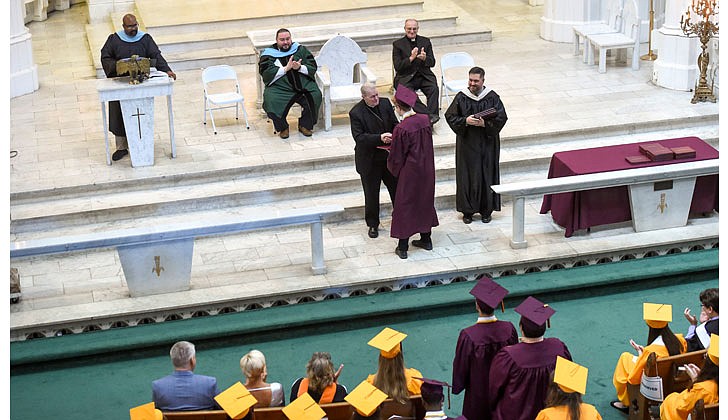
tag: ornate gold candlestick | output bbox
[680,0,719,103]
[641,0,657,60]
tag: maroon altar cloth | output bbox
[539,137,719,237]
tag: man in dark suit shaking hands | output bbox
[349,83,399,239]
[392,19,440,124]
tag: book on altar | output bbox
[626,155,651,164]
[638,143,674,161]
[670,146,696,159]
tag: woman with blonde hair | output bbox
[290,352,347,403]
[366,328,423,404]
[240,350,285,407]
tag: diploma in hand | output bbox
[472,107,497,120]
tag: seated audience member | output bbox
[290,352,347,403]
[611,303,687,413]
[535,357,602,420]
[488,296,572,420]
[346,380,389,420]
[660,334,719,420]
[152,341,219,411]
[683,288,719,351]
[240,349,285,407]
[418,377,461,420]
[452,277,518,420]
[366,327,423,403]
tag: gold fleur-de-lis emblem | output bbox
[657,193,668,214]
[152,256,165,277]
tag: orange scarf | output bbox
[297,378,336,404]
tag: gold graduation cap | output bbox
[708,334,719,366]
[368,327,407,359]
[215,382,258,420]
[553,356,588,395]
[643,303,672,329]
[345,381,388,417]
[129,402,163,420]
[282,393,326,420]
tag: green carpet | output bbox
[10,249,719,420]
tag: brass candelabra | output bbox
[680,0,719,103]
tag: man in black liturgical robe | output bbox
[445,67,507,224]
[100,14,176,162]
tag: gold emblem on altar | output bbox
[657,193,668,214]
[117,55,151,84]
[152,255,165,277]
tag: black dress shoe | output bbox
[463,214,473,224]
[609,401,629,414]
[482,214,492,223]
[112,149,129,161]
[412,239,433,251]
[395,247,408,259]
[368,226,378,238]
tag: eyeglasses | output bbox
[123,23,139,28]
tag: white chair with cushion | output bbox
[586,0,641,74]
[439,52,475,108]
[202,65,250,134]
[572,0,624,63]
[315,34,377,131]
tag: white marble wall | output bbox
[11,0,39,98]
[86,0,134,23]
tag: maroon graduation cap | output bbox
[514,296,555,328]
[469,277,508,313]
[414,377,452,409]
[394,85,417,108]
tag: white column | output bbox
[10,0,39,98]
[652,0,700,91]
[541,0,590,43]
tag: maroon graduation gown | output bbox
[488,338,571,420]
[452,321,518,420]
[387,113,439,239]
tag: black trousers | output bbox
[267,92,316,132]
[399,74,439,117]
[360,162,397,228]
[398,232,431,251]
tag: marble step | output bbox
[10,123,719,237]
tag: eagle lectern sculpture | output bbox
[116,55,151,84]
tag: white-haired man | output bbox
[152,341,219,411]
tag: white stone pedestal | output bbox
[628,177,696,232]
[118,238,193,297]
[97,75,177,167]
[651,0,703,91]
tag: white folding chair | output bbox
[202,65,250,134]
[440,52,475,107]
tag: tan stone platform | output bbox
[9,1,720,340]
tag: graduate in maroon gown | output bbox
[417,377,464,420]
[488,297,572,420]
[387,85,439,260]
[452,277,518,420]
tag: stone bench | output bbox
[248,18,408,107]
[492,159,719,249]
[10,205,344,297]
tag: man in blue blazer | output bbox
[152,341,219,411]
